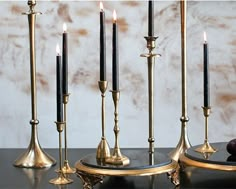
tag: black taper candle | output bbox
[100,2,106,81]
[203,32,209,107]
[148,0,154,37]
[56,44,63,122]
[62,23,68,95]
[112,10,119,91]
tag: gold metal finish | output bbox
[169,0,191,161]
[76,159,179,188]
[14,0,56,168]
[195,107,217,153]
[49,121,73,185]
[61,94,76,174]
[180,153,236,171]
[96,81,111,162]
[105,91,130,166]
[140,36,160,159]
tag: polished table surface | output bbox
[1,148,236,189]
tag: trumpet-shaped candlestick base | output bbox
[195,140,217,153]
[62,160,76,174]
[96,138,111,162]
[14,121,56,168]
[49,171,73,185]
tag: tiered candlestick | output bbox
[96,81,111,162]
[14,0,56,168]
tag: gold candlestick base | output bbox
[106,148,130,166]
[62,160,76,174]
[96,138,111,162]
[49,171,73,185]
[195,140,217,153]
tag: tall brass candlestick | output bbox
[14,0,56,168]
[49,121,73,185]
[61,94,76,174]
[169,0,191,161]
[195,107,217,153]
[106,91,130,166]
[96,81,111,162]
[141,36,160,164]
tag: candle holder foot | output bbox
[195,140,217,153]
[105,148,130,166]
[96,137,110,162]
[49,171,73,185]
[62,160,76,174]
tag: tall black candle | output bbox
[148,0,154,37]
[56,44,63,122]
[112,10,119,91]
[62,23,68,95]
[203,32,210,107]
[100,2,106,81]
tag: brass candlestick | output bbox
[195,107,217,153]
[141,36,160,160]
[105,91,130,166]
[49,121,73,185]
[14,0,56,168]
[61,94,76,174]
[169,0,191,161]
[96,81,111,162]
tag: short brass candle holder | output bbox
[49,121,73,185]
[96,81,111,162]
[61,94,76,174]
[105,91,130,166]
[195,106,217,153]
[141,36,160,161]
[14,0,56,168]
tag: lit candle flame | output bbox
[63,23,67,32]
[100,2,103,11]
[113,10,117,22]
[56,44,60,55]
[203,31,207,42]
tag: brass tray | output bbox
[75,149,179,189]
[180,142,236,171]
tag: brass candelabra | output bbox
[14,0,56,168]
[169,0,191,161]
[195,106,217,153]
[61,94,76,174]
[141,36,160,162]
[105,91,130,166]
[96,81,111,162]
[49,121,73,185]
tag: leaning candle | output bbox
[112,10,119,91]
[56,44,63,122]
[148,0,154,37]
[62,23,68,95]
[100,2,106,81]
[203,31,210,107]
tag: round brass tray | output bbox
[75,149,179,188]
[180,142,236,171]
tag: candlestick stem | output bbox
[61,94,76,174]
[49,121,73,185]
[105,91,130,166]
[141,36,160,159]
[14,0,56,168]
[195,107,217,153]
[169,0,191,161]
[96,81,111,162]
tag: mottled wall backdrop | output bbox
[0,1,235,148]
